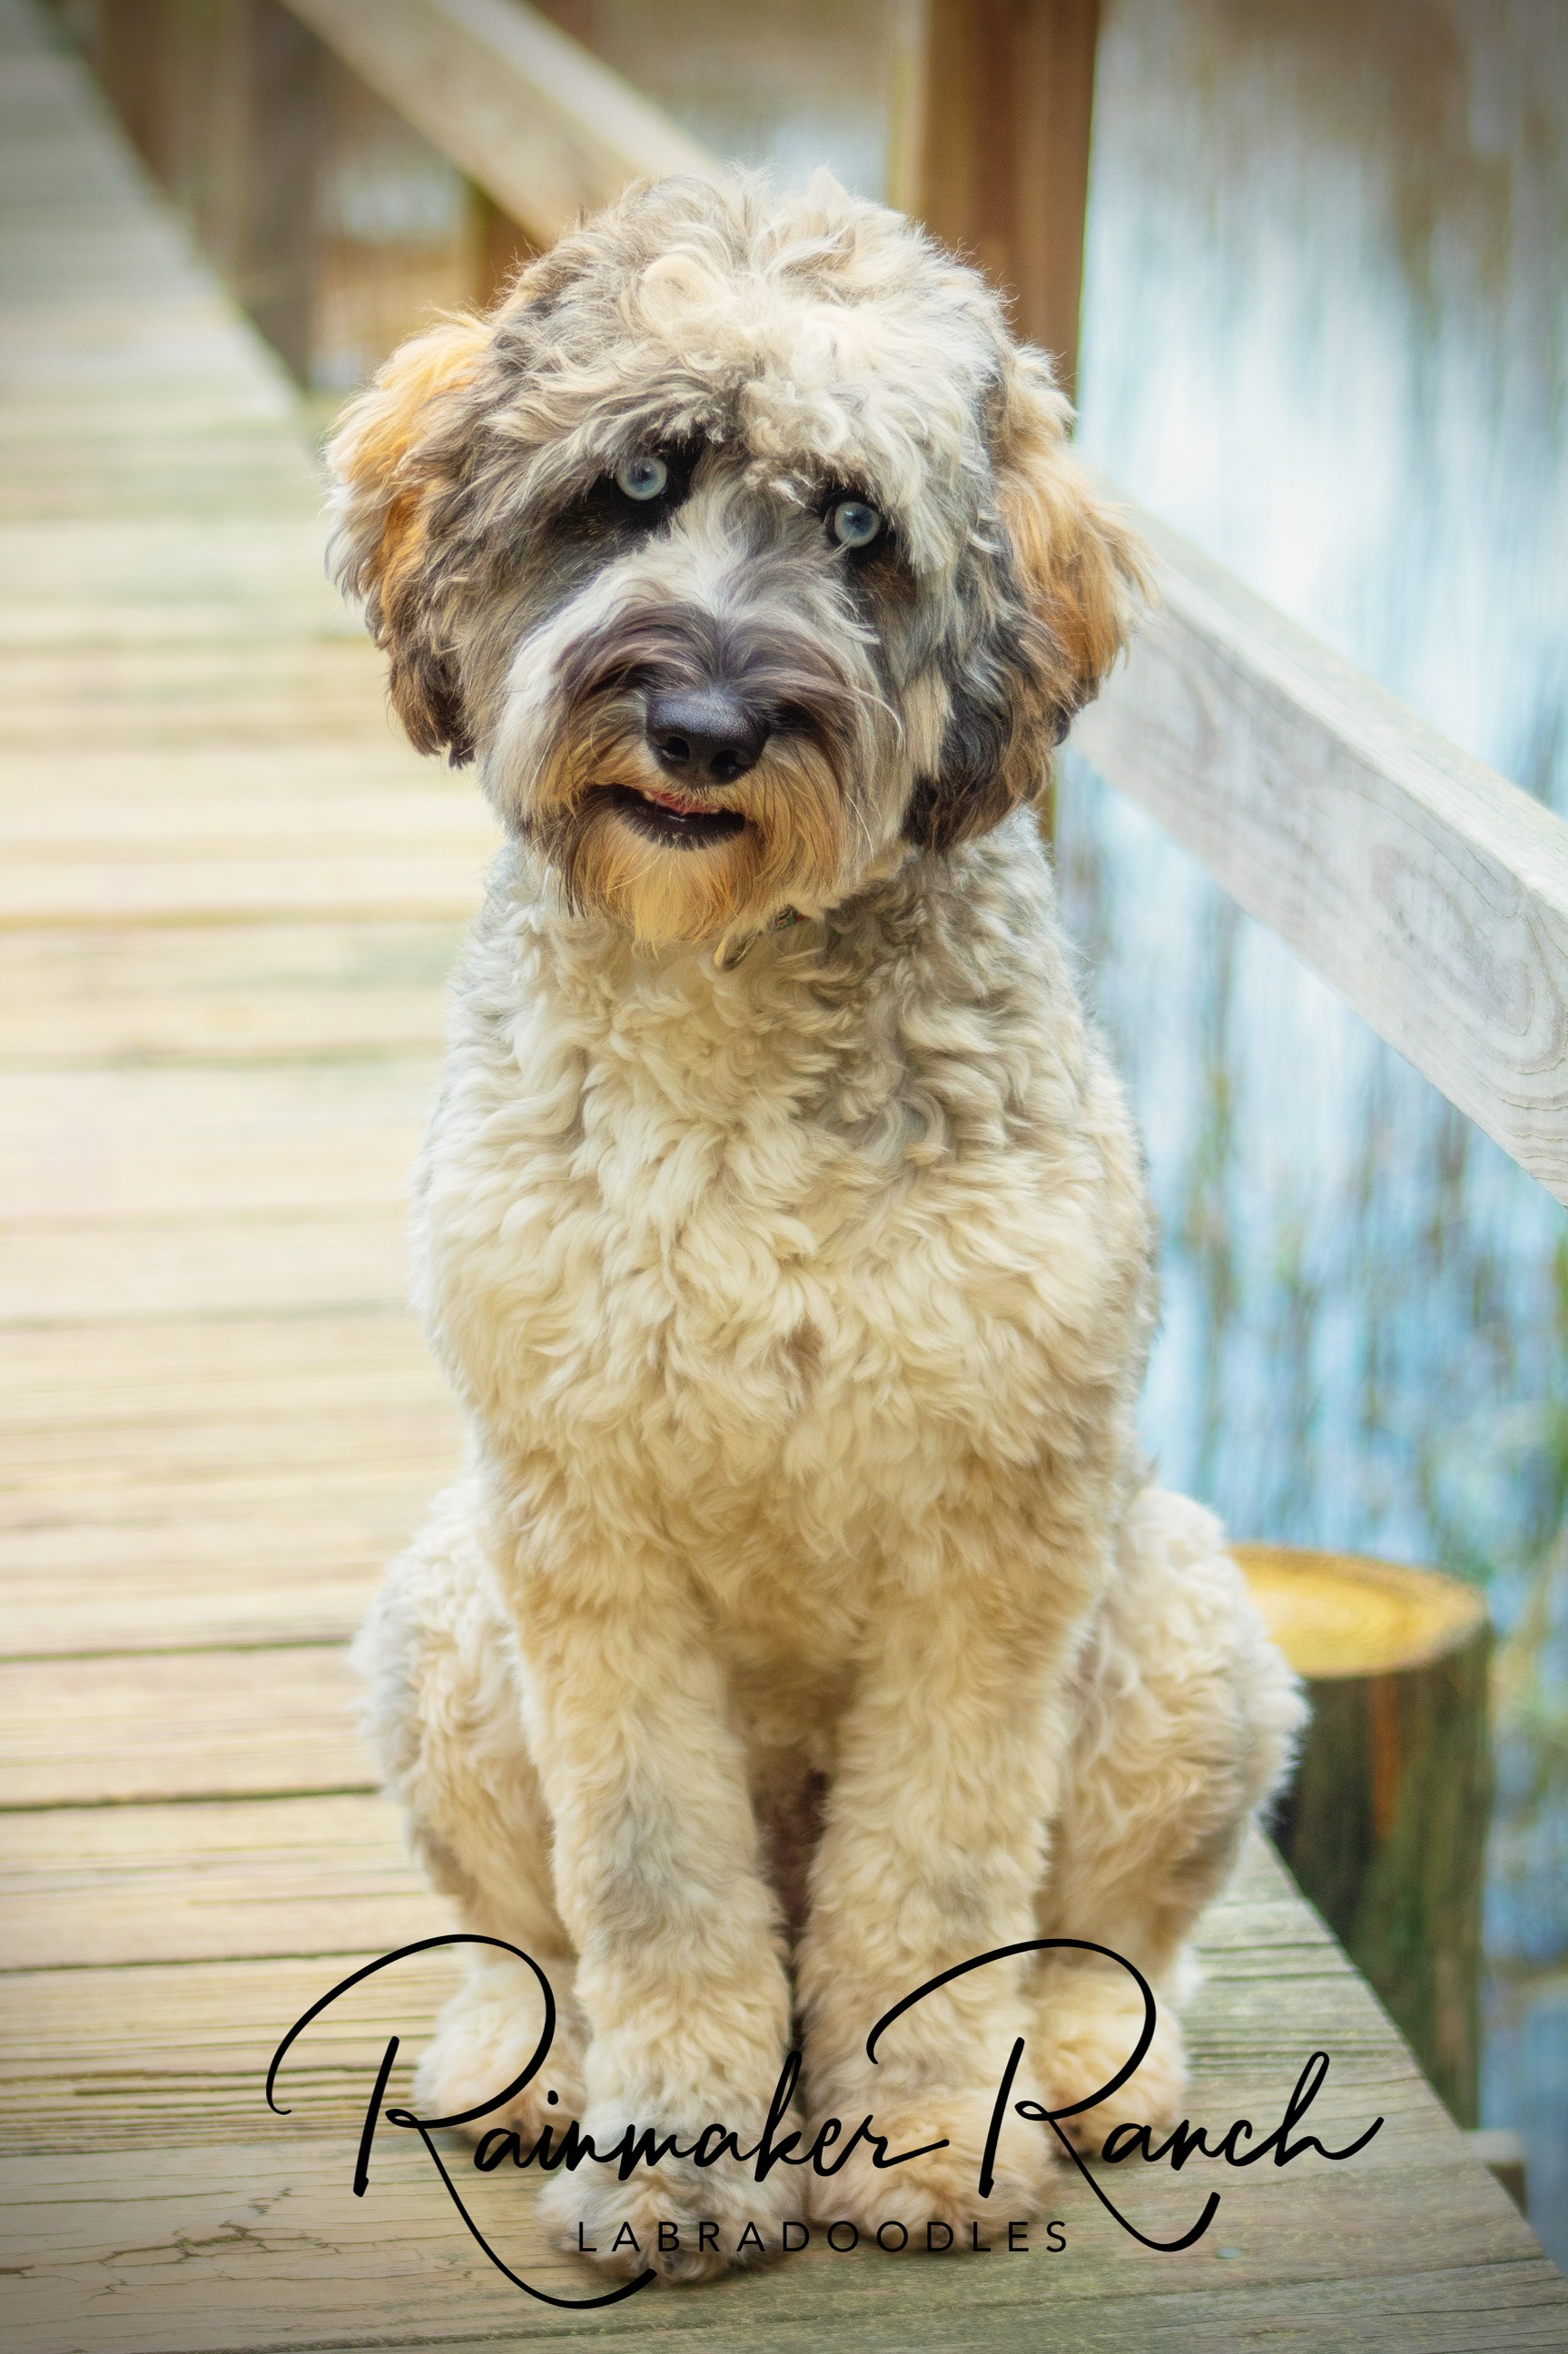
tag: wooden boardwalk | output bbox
[1,4,1564,2346]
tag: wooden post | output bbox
[471,189,537,310]
[81,0,328,382]
[1235,1544,1493,2126]
[89,0,177,180]
[892,0,1100,398]
[227,0,330,380]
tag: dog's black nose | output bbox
[646,687,768,786]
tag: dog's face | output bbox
[330,175,1141,948]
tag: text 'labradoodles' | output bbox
[333,172,1304,2283]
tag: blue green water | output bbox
[1064,0,1568,2261]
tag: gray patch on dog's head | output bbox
[326,173,1145,942]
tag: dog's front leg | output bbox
[511,1546,797,2280]
[795,1518,1097,2238]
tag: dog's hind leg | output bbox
[1029,1488,1306,2151]
[353,1479,585,2138]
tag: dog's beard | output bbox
[512,608,890,946]
[532,723,849,944]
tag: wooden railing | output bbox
[1073,509,1568,1206]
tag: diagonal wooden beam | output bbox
[280,0,716,250]
[1072,503,1568,1205]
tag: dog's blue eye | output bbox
[615,453,669,502]
[829,498,883,549]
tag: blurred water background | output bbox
[1062,2,1568,2263]
[569,0,1568,2260]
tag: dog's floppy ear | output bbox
[327,316,493,763]
[992,347,1145,730]
[904,347,1145,856]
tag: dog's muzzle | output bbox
[646,685,770,786]
[587,681,766,850]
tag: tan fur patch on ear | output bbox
[327,316,494,760]
[336,317,488,477]
[329,315,492,596]
[994,354,1149,716]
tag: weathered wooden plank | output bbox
[0,789,491,856]
[0,1843,1404,2153]
[0,1839,1560,2348]
[0,519,350,644]
[1071,505,1568,1205]
[0,1310,443,1429]
[2,2141,641,2353]
[0,1791,442,1971]
[0,1452,454,1539]
[0,635,400,737]
[0,432,320,522]
[0,1309,436,1413]
[0,1306,449,1657]
[0,1645,370,1806]
[0,1061,436,1222]
[0,983,443,1067]
[281,0,714,249]
[0,332,296,416]
[0,1127,416,1231]
[0,923,460,1066]
[0,851,484,927]
[0,1489,423,1657]
[0,1409,453,1502]
[0,1209,412,1323]
[0,1316,457,1528]
[0,741,443,796]
[0,394,303,441]
[3,2128,1563,2354]
[0,1951,459,2151]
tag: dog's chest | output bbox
[414,875,1125,1591]
[435,995,927,1425]
[421,900,1108,1550]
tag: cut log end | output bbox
[1233,1542,1492,2128]
[1233,1543,1487,1678]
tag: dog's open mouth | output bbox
[598,783,747,850]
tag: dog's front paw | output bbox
[806,2087,1055,2245]
[538,2107,800,2282]
[1032,1973,1188,2153]
[413,1955,585,2144]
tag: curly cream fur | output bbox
[337,172,1304,2283]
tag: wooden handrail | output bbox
[1072,506,1568,1205]
[280,0,715,249]
[280,0,1568,1203]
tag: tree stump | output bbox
[1233,1544,1492,2126]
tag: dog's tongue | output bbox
[639,784,709,816]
